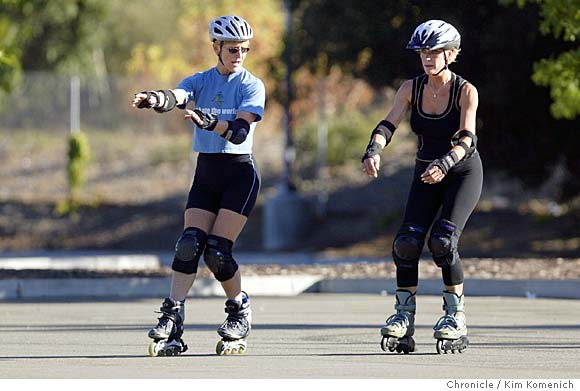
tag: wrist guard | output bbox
[432,150,460,175]
[193,109,218,130]
[361,141,383,162]
[371,120,397,145]
[136,91,160,109]
[153,90,177,113]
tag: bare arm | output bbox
[131,88,189,109]
[453,83,478,160]
[371,80,412,148]
[362,80,412,178]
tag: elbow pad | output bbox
[451,130,477,159]
[223,118,250,144]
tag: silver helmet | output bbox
[406,20,461,51]
[209,15,253,42]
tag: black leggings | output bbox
[396,152,483,287]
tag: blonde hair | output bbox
[447,48,461,64]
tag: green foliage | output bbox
[125,0,285,88]
[532,49,580,119]
[289,0,580,198]
[67,130,91,201]
[56,130,91,215]
[502,0,580,41]
[501,0,580,119]
[0,49,20,92]
[295,109,381,167]
[0,0,107,75]
[0,14,21,92]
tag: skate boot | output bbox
[147,297,188,357]
[215,291,251,355]
[433,291,469,354]
[380,289,416,354]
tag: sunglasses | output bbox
[227,47,250,54]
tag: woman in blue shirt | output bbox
[132,15,265,357]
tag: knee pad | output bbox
[171,227,207,274]
[428,219,461,268]
[204,235,239,282]
[392,223,426,269]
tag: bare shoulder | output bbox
[399,79,414,93]
[394,79,414,102]
[462,82,478,97]
[460,82,479,104]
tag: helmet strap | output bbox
[434,50,449,76]
[218,41,226,67]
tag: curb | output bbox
[1,276,580,300]
[0,275,324,300]
[1,252,580,300]
[308,278,580,299]
[0,254,160,270]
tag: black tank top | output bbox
[409,72,468,161]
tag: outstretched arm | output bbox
[131,89,189,112]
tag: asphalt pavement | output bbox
[0,294,579,379]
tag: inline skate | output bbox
[433,291,469,354]
[147,297,188,357]
[380,289,416,354]
[216,291,251,355]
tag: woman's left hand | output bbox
[421,162,445,184]
[184,109,203,126]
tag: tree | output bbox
[124,0,286,86]
[501,0,580,120]
[0,5,23,92]
[0,0,107,75]
[288,0,579,198]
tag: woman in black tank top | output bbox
[361,20,482,354]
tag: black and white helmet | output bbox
[209,15,253,42]
[406,20,461,51]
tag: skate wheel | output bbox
[147,342,157,357]
[380,337,389,352]
[436,339,444,354]
[458,336,469,353]
[216,340,227,356]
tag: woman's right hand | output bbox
[362,155,381,178]
[132,92,153,109]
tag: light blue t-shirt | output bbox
[177,67,265,154]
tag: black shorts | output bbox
[186,153,260,217]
